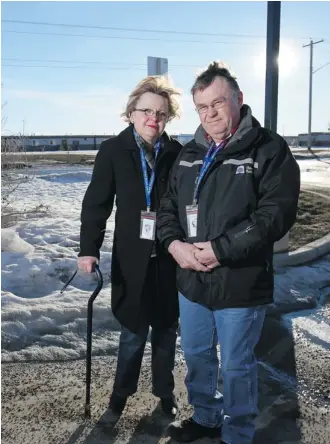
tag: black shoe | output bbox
[108,392,127,415]
[161,396,178,418]
[167,417,221,442]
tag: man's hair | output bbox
[191,61,240,98]
[122,75,181,122]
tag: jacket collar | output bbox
[194,104,261,152]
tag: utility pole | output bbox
[303,39,323,150]
[264,1,281,133]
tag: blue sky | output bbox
[1,1,330,137]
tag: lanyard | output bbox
[137,136,161,212]
[193,138,228,204]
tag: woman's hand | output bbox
[77,256,99,273]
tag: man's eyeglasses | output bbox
[195,98,229,115]
[134,108,169,122]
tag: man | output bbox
[157,61,300,444]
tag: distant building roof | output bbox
[1,134,114,139]
[298,132,330,136]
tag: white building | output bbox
[172,134,194,145]
[2,133,196,152]
[298,132,330,148]
[1,135,114,152]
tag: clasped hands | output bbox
[168,240,220,272]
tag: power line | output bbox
[1,57,203,69]
[2,19,326,41]
[1,19,266,39]
[1,63,203,71]
[1,64,146,71]
[2,29,255,45]
[1,64,209,71]
[313,61,330,74]
[2,57,145,66]
[1,58,312,71]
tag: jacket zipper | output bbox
[265,260,270,272]
[234,223,256,238]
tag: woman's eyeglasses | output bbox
[134,108,169,121]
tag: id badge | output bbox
[186,205,198,237]
[140,211,156,240]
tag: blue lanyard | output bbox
[138,139,161,211]
[193,139,227,204]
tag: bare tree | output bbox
[1,99,8,130]
[1,104,48,227]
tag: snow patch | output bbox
[1,228,35,254]
[1,161,329,362]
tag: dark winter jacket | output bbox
[79,125,182,332]
[157,105,300,309]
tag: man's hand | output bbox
[193,242,220,269]
[168,240,210,272]
[78,256,99,273]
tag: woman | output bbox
[78,76,182,418]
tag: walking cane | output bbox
[60,264,103,418]
[84,264,103,418]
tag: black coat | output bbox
[157,106,300,309]
[79,125,182,332]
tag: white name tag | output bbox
[140,211,156,240]
[186,205,198,238]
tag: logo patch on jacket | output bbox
[235,165,254,175]
[236,165,245,174]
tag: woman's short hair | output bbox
[122,75,181,122]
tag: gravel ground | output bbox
[2,307,330,444]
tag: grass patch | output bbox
[24,153,96,164]
[289,190,330,251]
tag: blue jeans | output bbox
[179,294,266,444]
[112,322,177,399]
